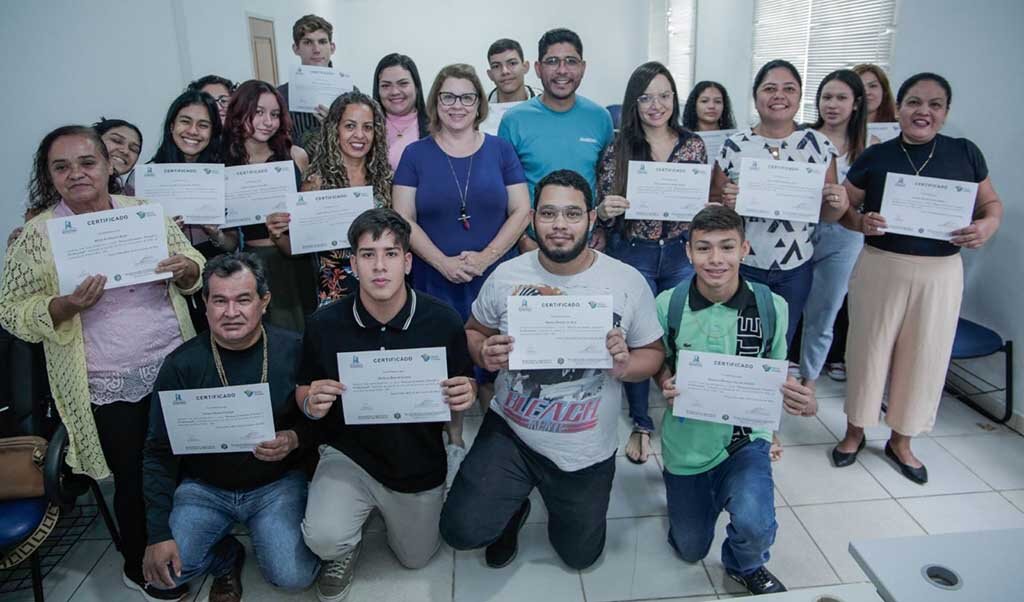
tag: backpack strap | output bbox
[665,276,692,372]
[749,282,777,357]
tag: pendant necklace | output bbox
[900,138,937,176]
[211,326,269,386]
[445,148,474,230]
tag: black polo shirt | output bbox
[298,288,473,492]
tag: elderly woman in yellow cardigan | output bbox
[0,125,204,596]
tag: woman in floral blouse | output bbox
[593,61,707,464]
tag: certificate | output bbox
[672,350,787,430]
[625,160,711,221]
[507,295,613,370]
[224,161,297,227]
[735,157,827,223]
[287,64,355,114]
[157,383,276,455]
[868,122,901,143]
[134,163,225,224]
[479,101,523,136]
[694,129,737,165]
[286,186,375,253]
[47,205,170,295]
[337,347,450,425]
[879,173,977,241]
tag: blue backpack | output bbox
[665,276,777,366]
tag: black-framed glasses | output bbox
[535,205,588,223]
[540,56,582,69]
[637,91,675,106]
[439,92,479,107]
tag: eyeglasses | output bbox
[213,95,230,107]
[540,56,582,69]
[438,92,479,107]
[535,205,588,223]
[637,91,675,107]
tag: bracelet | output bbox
[301,394,321,420]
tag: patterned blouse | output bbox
[312,190,389,306]
[716,127,837,270]
[594,133,708,246]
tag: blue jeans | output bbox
[608,235,694,432]
[162,471,318,592]
[740,260,813,348]
[663,438,776,576]
[800,223,863,379]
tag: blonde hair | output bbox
[425,64,489,133]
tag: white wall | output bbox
[693,0,756,126]
[331,0,651,107]
[891,0,1024,422]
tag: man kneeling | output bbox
[656,205,817,595]
[298,208,476,602]
[143,253,319,602]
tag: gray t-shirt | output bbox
[471,251,663,471]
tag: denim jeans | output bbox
[663,438,776,576]
[161,471,319,592]
[799,222,863,380]
[440,411,616,570]
[608,234,694,432]
[740,260,814,347]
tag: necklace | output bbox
[211,326,268,387]
[444,148,474,230]
[900,138,937,176]
[393,122,413,139]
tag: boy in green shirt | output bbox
[654,205,817,595]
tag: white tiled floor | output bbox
[10,384,1024,602]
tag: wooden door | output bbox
[248,16,278,85]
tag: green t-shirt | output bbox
[656,278,789,476]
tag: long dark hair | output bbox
[222,80,293,166]
[151,90,223,164]
[93,118,143,147]
[682,81,736,130]
[28,125,115,213]
[611,61,691,197]
[372,53,429,138]
[810,70,868,163]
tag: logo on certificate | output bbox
[806,167,815,174]
[638,164,648,174]
[721,414,730,421]
[274,166,286,173]
[204,167,215,175]
[62,220,76,234]
[955,185,966,192]
[895,177,906,187]
[296,195,307,206]
[244,389,255,397]
[420,352,441,363]
[172,393,185,406]
[353,191,365,198]
[221,443,229,450]
[350,356,362,368]
[749,160,759,170]
[689,355,702,367]
[393,412,402,420]
[692,168,702,175]
[331,240,338,246]
[145,167,155,176]
[520,298,530,311]
[557,357,565,365]
[113,274,122,282]
[762,364,781,373]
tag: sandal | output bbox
[625,430,651,464]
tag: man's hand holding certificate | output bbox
[158,384,276,454]
[625,161,712,222]
[134,163,225,224]
[337,347,452,425]
[287,64,355,114]
[224,161,297,227]
[507,295,613,370]
[879,173,977,241]
[47,205,171,295]
[286,187,376,253]
[735,157,828,223]
[670,350,788,430]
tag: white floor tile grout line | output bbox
[65,540,113,602]
[930,432,1013,491]
[787,505,844,587]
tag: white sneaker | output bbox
[446,443,467,491]
[316,544,360,602]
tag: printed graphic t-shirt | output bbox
[471,250,663,471]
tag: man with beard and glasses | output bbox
[440,169,664,570]
[498,28,613,251]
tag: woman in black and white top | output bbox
[711,60,847,378]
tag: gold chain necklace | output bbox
[899,138,937,176]
[211,326,268,387]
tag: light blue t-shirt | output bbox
[498,95,614,204]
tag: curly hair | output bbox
[222,80,293,166]
[305,91,392,205]
[28,125,113,213]
[681,81,736,131]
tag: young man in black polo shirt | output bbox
[296,208,476,602]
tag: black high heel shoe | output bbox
[830,436,865,467]
[885,442,928,484]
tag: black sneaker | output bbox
[485,499,531,568]
[122,572,189,601]
[727,565,787,595]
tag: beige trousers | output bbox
[845,246,963,436]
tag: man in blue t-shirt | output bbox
[498,27,614,251]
